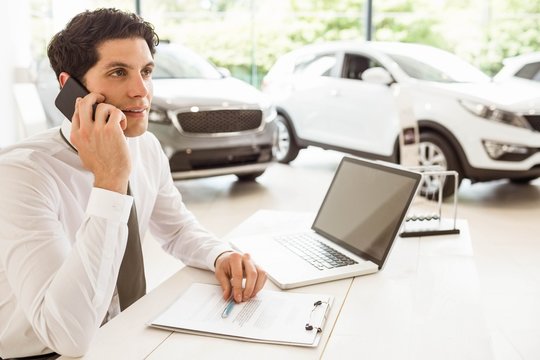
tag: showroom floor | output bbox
[142,147,540,360]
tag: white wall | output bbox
[1,0,96,148]
[0,3,18,147]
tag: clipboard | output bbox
[148,283,333,347]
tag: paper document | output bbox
[149,283,333,347]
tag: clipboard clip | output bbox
[305,300,329,333]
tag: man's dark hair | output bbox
[47,8,159,83]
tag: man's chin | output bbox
[124,123,148,138]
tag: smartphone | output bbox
[54,77,92,121]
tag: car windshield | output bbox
[385,49,490,83]
[153,45,223,80]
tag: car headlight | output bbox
[262,104,277,123]
[459,99,531,129]
[148,106,171,124]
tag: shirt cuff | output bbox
[86,187,133,223]
[206,244,235,272]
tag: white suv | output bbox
[262,41,540,196]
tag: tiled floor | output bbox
[143,147,540,360]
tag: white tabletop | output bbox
[324,219,493,359]
[60,210,493,359]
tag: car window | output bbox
[152,46,222,80]
[515,62,540,81]
[387,54,455,82]
[293,53,337,77]
[341,54,383,80]
[385,52,490,83]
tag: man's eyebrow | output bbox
[104,61,155,69]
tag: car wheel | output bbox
[418,132,462,198]
[236,171,265,181]
[510,176,538,184]
[275,115,300,164]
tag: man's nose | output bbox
[128,75,149,98]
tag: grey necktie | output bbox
[117,185,146,310]
[59,130,146,310]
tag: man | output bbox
[0,8,266,358]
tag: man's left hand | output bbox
[214,252,266,303]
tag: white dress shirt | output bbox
[0,120,232,358]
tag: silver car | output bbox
[37,43,278,181]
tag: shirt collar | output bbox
[60,119,77,152]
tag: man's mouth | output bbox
[122,107,147,114]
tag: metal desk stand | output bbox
[400,167,460,237]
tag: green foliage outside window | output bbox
[30,0,540,87]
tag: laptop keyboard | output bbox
[275,233,358,270]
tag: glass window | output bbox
[515,62,540,81]
[293,53,337,77]
[152,46,222,80]
[342,54,383,80]
[385,51,490,83]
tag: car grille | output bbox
[176,109,263,134]
[524,115,540,132]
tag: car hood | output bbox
[152,77,270,109]
[414,80,540,110]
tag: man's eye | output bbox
[142,68,153,77]
[112,69,126,77]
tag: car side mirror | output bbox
[361,67,393,85]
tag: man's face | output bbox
[83,37,154,137]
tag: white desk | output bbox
[324,218,493,359]
[60,210,493,359]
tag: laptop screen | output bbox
[312,157,421,268]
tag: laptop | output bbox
[229,156,422,289]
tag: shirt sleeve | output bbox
[0,163,132,357]
[148,150,232,271]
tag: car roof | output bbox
[285,40,446,56]
[494,52,540,80]
[502,52,540,66]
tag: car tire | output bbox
[275,114,300,164]
[236,171,265,181]
[510,177,538,184]
[418,131,462,199]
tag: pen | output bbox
[221,298,235,318]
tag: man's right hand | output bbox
[70,93,131,194]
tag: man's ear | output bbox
[58,72,70,88]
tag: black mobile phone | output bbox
[54,77,91,121]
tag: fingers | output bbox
[75,93,126,135]
[76,93,105,129]
[241,253,258,300]
[252,265,267,296]
[229,253,244,303]
[71,98,81,131]
[215,265,232,300]
[94,104,127,130]
[69,91,132,191]
[215,252,267,303]
[240,254,266,300]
